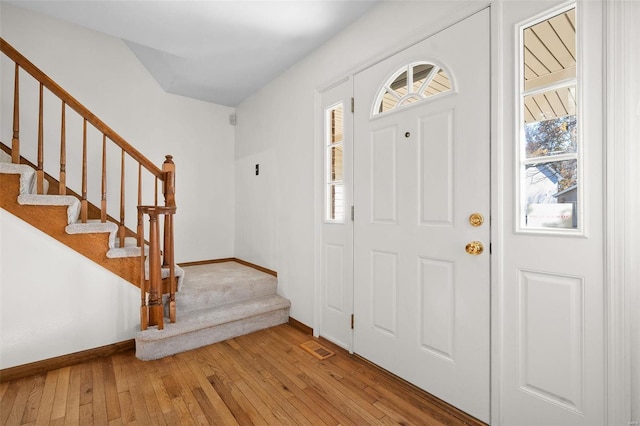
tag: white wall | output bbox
[234,0,484,329]
[0,210,140,369]
[0,3,236,263]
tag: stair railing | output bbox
[1,38,178,330]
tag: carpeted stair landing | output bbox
[135,261,291,360]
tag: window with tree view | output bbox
[519,5,578,231]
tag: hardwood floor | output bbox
[0,325,485,425]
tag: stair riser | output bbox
[135,308,289,360]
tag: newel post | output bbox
[163,155,175,208]
[162,155,177,323]
[139,205,176,330]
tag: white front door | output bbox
[353,9,491,422]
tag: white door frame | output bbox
[603,0,639,423]
[313,1,637,423]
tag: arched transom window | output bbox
[373,62,453,116]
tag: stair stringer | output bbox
[0,173,141,287]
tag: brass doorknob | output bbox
[465,241,484,255]
[469,213,484,227]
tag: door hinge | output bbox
[351,314,354,329]
[351,97,354,113]
[351,205,354,221]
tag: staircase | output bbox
[0,150,146,284]
[0,37,291,363]
[136,261,291,360]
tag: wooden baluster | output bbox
[119,149,125,248]
[139,208,148,331]
[101,135,107,222]
[37,83,44,194]
[59,101,66,195]
[166,213,176,323]
[81,119,88,222]
[12,63,20,164]
[137,163,143,248]
[147,208,163,330]
[154,177,158,207]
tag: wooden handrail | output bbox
[0,38,163,179]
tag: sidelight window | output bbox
[325,103,344,222]
[517,5,580,231]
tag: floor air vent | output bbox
[300,340,335,360]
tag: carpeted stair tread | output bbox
[138,294,290,340]
[66,220,117,234]
[17,194,80,224]
[108,245,147,258]
[66,220,118,247]
[0,163,36,194]
[181,262,275,288]
[0,161,51,195]
[114,236,139,248]
[108,235,149,257]
[135,294,290,360]
[176,262,277,313]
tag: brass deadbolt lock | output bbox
[469,213,484,227]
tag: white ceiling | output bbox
[8,0,380,106]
